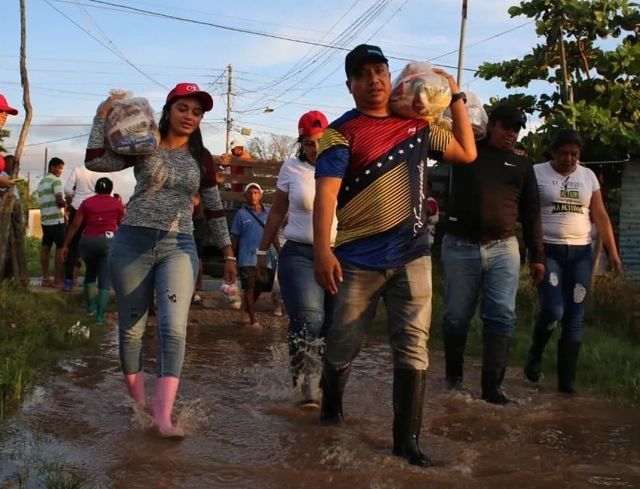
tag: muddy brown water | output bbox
[1,294,639,489]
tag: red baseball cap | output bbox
[298,110,328,138]
[165,83,213,112]
[0,94,18,115]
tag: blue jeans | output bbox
[536,243,592,342]
[325,255,432,370]
[441,234,521,338]
[278,240,333,392]
[278,240,333,338]
[110,225,198,378]
[79,235,112,289]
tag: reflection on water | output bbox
[1,313,639,489]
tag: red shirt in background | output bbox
[78,194,125,237]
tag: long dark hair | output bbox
[296,137,309,163]
[158,100,208,175]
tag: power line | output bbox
[43,0,169,89]
[246,0,366,95]
[74,0,476,71]
[4,133,91,150]
[270,0,408,112]
[427,20,535,62]
[238,0,394,113]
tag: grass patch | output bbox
[371,258,640,406]
[3,450,95,489]
[25,236,86,278]
[40,461,93,489]
[0,282,101,421]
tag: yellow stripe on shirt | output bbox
[317,127,349,157]
[335,163,412,247]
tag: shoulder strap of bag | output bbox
[245,206,266,228]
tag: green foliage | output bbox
[477,0,640,161]
[25,236,43,277]
[0,283,96,420]
[30,190,40,208]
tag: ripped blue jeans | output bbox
[536,243,593,342]
[110,225,198,378]
[278,240,333,390]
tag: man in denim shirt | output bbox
[231,183,278,328]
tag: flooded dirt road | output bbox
[1,293,639,488]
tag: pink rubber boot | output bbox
[152,376,185,439]
[124,372,148,410]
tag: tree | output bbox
[247,134,297,162]
[0,0,32,283]
[477,0,640,162]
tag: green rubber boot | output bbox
[96,289,110,325]
[83,282,97,315]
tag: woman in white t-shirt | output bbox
[256,111,337,407]
[524,128,622,394]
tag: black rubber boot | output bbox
[443,334,467,390]
[392,369,433,467]
[319,363,351,425]
[523,323,554,382]
[481,334,516,405]
[557,339,581,394]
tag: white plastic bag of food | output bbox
[465,91,488,140]
[106,91,159,155]
[442,90,488,140]
[390,62,451,122]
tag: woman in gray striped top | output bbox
[86,83,236,438]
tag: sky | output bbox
[1,0,544,200]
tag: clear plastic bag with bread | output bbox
[389,62,451,122]
[105,91,160,155]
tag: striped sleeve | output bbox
[85,116,137,172]
[427,124,453,161]
[52,177,63,196]
[315,127,350,179]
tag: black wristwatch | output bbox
[450,92,467,104]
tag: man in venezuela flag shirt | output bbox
[312,44,477,468]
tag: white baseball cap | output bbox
[244,182,262,193]
[230,137,245,149]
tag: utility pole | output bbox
[456,0,468,86]
[450,0,468,202]
[43,147,48,174]
[225,64,233,153]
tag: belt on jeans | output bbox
[481,239,503,246]
[450,235,505,246]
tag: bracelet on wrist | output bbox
[450,91,467,105]
[256,250,268,256]
[224,256,236,262]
